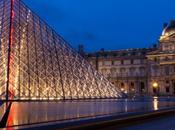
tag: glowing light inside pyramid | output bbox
[9,0,15,100]
[0,0,124,100]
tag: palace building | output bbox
[86,20,175,96]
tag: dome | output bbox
[162,20,175,36]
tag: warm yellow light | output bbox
[31,97,37,100]
[121,88,124,91]
[153,82,158,88]
[49,97,54,100]
[131,88,135,91]
[153,96,158,110]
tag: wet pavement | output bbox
[1,97,175,128]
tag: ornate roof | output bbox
[87,48,156,59]
[160,20,175,41]
[162,20,175,36]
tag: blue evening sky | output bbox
[23,0,175,52]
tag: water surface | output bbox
[1,97,175,127]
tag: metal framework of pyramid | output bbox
[0,0,123,100]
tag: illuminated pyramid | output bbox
[0,0,123,100]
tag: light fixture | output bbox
[153,82,158,88]
[121,88,124,91]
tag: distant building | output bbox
[86,20,175,96]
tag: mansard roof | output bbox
[87,47,156,58]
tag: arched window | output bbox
[121,82,124,87]
[140,82,145,93]
[131,82,134,86]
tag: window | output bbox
[165,66,169,75]
[133,59,140,64]
[173,82,175,94]
[166,87,170,93]
[104,61,111,66]
[113,53,117,57]
[152,65,158,76]
[121,60,124,65]
[153,88,157,94]
[132,52,136,56]
[112,61,114,65]
[124,60,130,65]
[140,59,145,64]
[114,61,121,65]
[140,67,145,76]
[154,57,157,62]
[120,68,126,75]
[130,82,135,92]
[104,54,108,57]
[165,57,169,61]
[142,51,146,55]
[166,80,169,84]
[122,53,127,56]
[129,67,135,76]
[140,82,145,93]
[131,82,134,86]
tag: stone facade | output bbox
[86,20,175,96]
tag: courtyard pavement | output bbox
[115,116,175,130]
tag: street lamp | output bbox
[152,82,159,96]
[153,82,158,88]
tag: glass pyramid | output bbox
[0,0,123,100]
